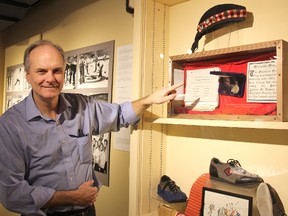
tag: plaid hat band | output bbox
[191,4,247,53]
[197,8,247,33]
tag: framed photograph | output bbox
[63,41,115,186]
[63,40,114,92]
[5,64,30,111]
[89,92,111,186]
[200,187,252,216]
[210,71,246,98]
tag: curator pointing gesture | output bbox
[0,39,182,216]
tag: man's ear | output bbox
[25,72,31,84]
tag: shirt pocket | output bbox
[77,136,92,164]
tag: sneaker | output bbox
[209,157,263,184]
[257,182,287,216]
[157,175,187,203]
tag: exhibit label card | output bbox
[185,67,220,111]
[247,60,277,103]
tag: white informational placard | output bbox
[173,69,185,100]
[247,60,277,103]
[184,67,220,111]
[114,44,133,152]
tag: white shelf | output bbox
[145,117,288,130]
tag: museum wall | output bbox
[1,0,288,215]
[0,0,134,215]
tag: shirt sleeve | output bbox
[88,97,140,134]
[0,119,55,215]
[120,101,140,127]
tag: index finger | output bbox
[169,82,184,90]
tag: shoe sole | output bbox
[210,175,261,185]
[185,173,210,216]
[257,183,273,216]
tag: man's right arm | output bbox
[131,83,183,116]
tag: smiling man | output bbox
[0,40,182,216]
[25,42,66,120]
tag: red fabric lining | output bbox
[176,52,277,115]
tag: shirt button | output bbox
[70,178,73,181]
[62,140,66,143]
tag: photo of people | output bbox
[12,66,24,92]
[63,55,77,90]
[5,65,30,111]
[78,48,110,89]
[6,95,26,110]
[6,65,26,93]
[6,68,13,92]
[89,92,111,183]
[92,133,110,174]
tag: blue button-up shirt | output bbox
[0,92,139,215]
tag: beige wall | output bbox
[0,0,133,215]
[166,0,288,211]
[1,0,288,215]
[169,0,288,55]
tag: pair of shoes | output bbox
[209,157,263,184]
[157,175,187,203]
[257,182,287,216]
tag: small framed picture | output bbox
[210,71,246,98]
[200,187,252,216]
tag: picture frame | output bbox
[200,187,252,216]
[63,40,115,186]
[5,63,30,110]
[210,71,246,98]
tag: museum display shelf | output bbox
[168,40,288,122]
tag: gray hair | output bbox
[23,40,65,72]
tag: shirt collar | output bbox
[25,92,72,121]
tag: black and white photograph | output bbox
[63,54,77,90]
[5,64,30,111]
[63,40,114,93]
[92,133,110,175]
[89,92,111,186]
[78,48,110,89]
[63,41,114,186]
[6,64,25,93]
[6,95,26,110]
[12,66,24,92]
[6,68,13,92]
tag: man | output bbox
[0,40,182,216]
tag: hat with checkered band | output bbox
[191,4,247,53]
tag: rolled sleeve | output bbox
[120,101,140,127]
[31,186,55,212]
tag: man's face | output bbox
[26,45,65,102]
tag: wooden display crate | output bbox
[168,39,288,121]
